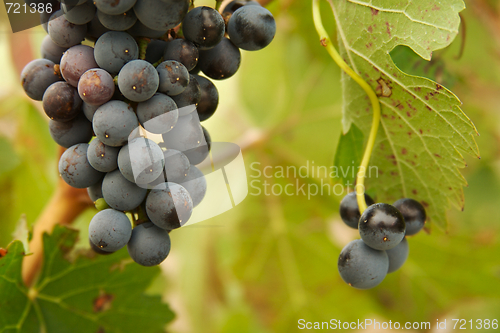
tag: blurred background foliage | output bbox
[1,0,499,332]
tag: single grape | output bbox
[117,60,159,102]
[21,59,62,101]
[89,209,132,252]
[97,9,137,31]
[83,102,99,121]
[133,0,189,31]
[86,14,110,40]
[339,191,375,229]
[386,237,409,273]
[117,137,165,185]
[146,182,193,230]
[102,169,147,211]
[78,68,115,106]
[157,60,190,96]
[359,203,406,251]
[87,138,120,172]
[43,81,83,122]
[48,10,87,48]
[92,100,139,147]
[40,35,68,64]
[181,165,206,207]
[127,222,171,266]
[59,143,104,188]
[163,149,190,183]
[163,39,199,71]
[227,5,276,51]
[127,20,166,38]
[49,115,93,148]
[87,178,103,202]
[137,93,179,134]
[95,0,136,15]
[193,75,218,121]
[171,74,201,111]
[60,45,99,87]
[162,112,204,152]
[145,39,167,64]
[198,37,241,80]
[393,198,426,236]
[94,31,139,74]
[62,1,96,25]
[184,126,210,165]
[182,6,225,50]
[338,239,388,289]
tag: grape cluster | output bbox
[21,0,276,266]
[338,193,426,289]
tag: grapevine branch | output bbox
[312,0,381,213]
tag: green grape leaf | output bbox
[330,0,479,228]
[332,123,364,185]
[0,225,174,333]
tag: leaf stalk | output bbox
[312,0,381,213]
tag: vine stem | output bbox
[312,0,381,213]
[215,0,223,11]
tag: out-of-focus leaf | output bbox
[0,225,174,333]
[332,123,364,185]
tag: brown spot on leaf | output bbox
[419,129,423,134]
[371,8,379,16]
[368,25,373,33]
[0,248,7,258]
[385,22,391,37]
[412,189,418,195]
[93,293,114,313]
[402,148,407,155]
[434,154,442,158]
[421,201,429,208]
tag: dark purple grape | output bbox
[227,5,276,51]
[86,14,110,40]
[40,35,68,64]
[386,237,409,273]
[393,198,427,236]
[60,45,99,87]
[43,81,83,122]
[198,37,241,80]
[127,222,171,266]
[59,143,104,188]
[137,93,179,134]
[339,191,375,229]
[92,100,139,147]
[87,138,120,172]
[338,239,388,289]
[21,59,62,101]
[193,75,218,121]
[94,31,139,74]
[83,102,99,121]
[48,10,87,48]
[49,115,93,148]
[163,39,199,71]
[78,68,115,106]
[359,203,406,250]
[182,6,225,50]
[133,0,189,31]
[157,60,190,96]
[117,60,159,102]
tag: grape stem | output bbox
[312,0,381,214]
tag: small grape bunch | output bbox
[337,192,426,289]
